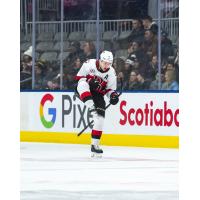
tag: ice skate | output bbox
[91,145,103,158]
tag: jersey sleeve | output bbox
[75,61,90,83]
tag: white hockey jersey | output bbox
[75,59,117,98]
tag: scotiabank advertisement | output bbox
[105,92,179,136]
[20,92,179,136]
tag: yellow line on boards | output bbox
[20,131,179,148]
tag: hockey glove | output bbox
[110,92,119,105]
[88,78,100,90]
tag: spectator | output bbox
[161,69,179,90]
[34,61,47,89]
[149,71,165,90]
[112,58,119,73]
[48,80,60,90]
[20,46,32,89]
[127,70,141,90]
[126,54,139,70]
[161,31,174,64]
[63,68,76,90]
[113,57,125,74]
[117,19,143,49]
[65,41,84,66]
[82,41,96,61]
[62,57,82,89]
[164,63,174,71]
[117,71,128,90]
[144,55,158,81]
[127,41,148,70]
[142,29,157,61]
[63,57,81,77]
[142,15,158,35]
[131,41,140,53]
[137,73,151,90]
[46,74,61,90]
[71,57,82,74]
[127,41,143,58]
[163,61,179,84]
[126,18,144,44]
[127,43,134,57]
[123,56,137,81]
[128,41,144,56]
[43,62,60,89]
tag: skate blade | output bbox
[91,152,103,158]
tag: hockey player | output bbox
[75,51,119,157]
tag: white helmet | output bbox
[100,50,113,64]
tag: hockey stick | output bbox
[77,78,123,137]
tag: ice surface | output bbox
[21,142,178,200]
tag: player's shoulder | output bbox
[81,59,96,70]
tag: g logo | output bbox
[40,94,56,128]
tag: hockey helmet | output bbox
[100,51,113,64]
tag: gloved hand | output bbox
[110,92,119,105]
[88,78,101,90]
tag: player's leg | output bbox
[90,93,105,157]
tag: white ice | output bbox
[21,142,178,200]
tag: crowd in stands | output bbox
[20,15,179,91]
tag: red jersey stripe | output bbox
[74,76,86,80]
[80,91,92,100]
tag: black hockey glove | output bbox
[110,92,119,105]
[88,78,100,90]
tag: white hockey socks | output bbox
[92,138,100,145]
[91,115,104,145]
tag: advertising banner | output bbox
[21,91,179,136]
